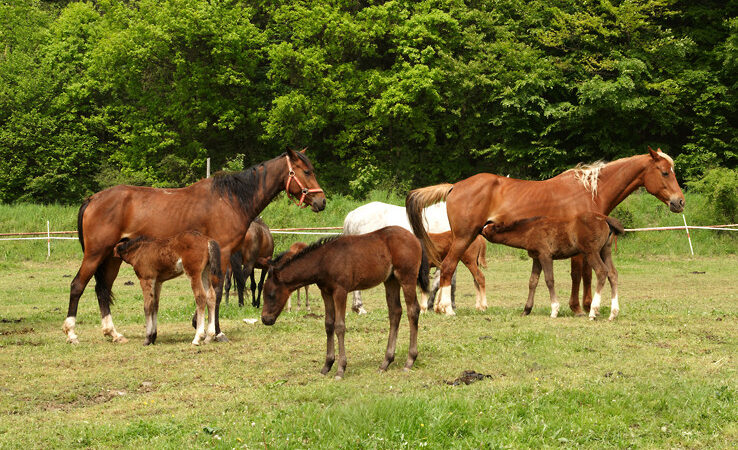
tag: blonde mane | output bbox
[571,161,606,198]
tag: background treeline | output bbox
[1,0,737,204]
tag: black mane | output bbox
[211,151,314,215]
[272,234,341,269]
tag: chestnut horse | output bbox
[224,217,274,308]
[407,148,685,316]
[422,233,487,313]
[113,232,221,345]
[481,213,624,320]
[260,226,430,379]
[64,149,326,344]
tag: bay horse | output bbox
[343,201,455,313]
[224,217,274,308]
[64,149,326,344]
[113,232,221,345]
[481,213,624,320]
[423,233,487,313]
[260,226,430,379]
[281,242,311,312]
[407,148,685,316]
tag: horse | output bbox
[260,226,430,379]
[281,242,311,312]
[113,231,221,345]
[423,233,487,313]
[481,213,624,320]
[224,217,274,308]
[64,149,326,344]
[343,201,458,314]
[407,148,685,316]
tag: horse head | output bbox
[642,147,685,213]
[285,148,327,212]
[259,258,290,325]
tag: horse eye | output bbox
[303,170,311,176]
[661,171,668,177]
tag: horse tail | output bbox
[406,183,453,266]
[417,242,430,295]
[208,240,222,281]
[605,216,625,236]
[477,237,488,268]
[76,198,91,252]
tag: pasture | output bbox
[1,193,737,447]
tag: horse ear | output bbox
[256,256,271,267]
[286,147,298,160]
[299,147,307,154]
[648,146,660,160]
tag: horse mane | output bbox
[272,235,340,269]
[570,161,606,198]
[211,152,314,215]
[114,235,154,257]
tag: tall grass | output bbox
[1,189,736,265]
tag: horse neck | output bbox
[595,155,649,214]
[276,252,323,290]
[247,157,289,218]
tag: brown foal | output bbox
[482,213,624,320]
[260,227,430,379]
[225,217,274,307]
[113,231,221,345]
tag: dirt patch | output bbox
[0,327,34,336]
[303,313,323,319]
[0,318,23,323]
[446,370,492,386]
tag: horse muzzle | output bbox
[669,198,685,213]
[311,196,327,212]
[261,315,276,326]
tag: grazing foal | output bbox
[114,231,221,345]
[482,213,624,320]
[261,226,430,379]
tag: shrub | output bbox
[688,168,738,223]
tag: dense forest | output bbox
[1,0,736,203]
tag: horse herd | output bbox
[63,148,685,378]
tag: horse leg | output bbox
[333,288,349,379]
[380,277,402,372]
[320,288,336,375]
[224,267,232,305]
[140,278,159,345]
[424,268,441,312]
[64,252,107,344]
[351,291,367,315]
[249,269,258,308]
[190,274,208,345]
[234,265,246,308]
[586,253,609,321]
[540,256,559,318]
[603,248,619,321]
[465,258,487,311]
[437,236,474,316]
[569,255,586,316]
[581,258,593,313]
[212,250,229,342]
[97,256,127,343]
[450,268,457,311]
[523,259,542,316]
[401,277,420,371]
[203,270,217,342]
[257,268,267,307]
[304,286,310,311]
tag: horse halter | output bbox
[285,155,323,208]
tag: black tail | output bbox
[77,198,91,251]
[208,240,222,280]
[417,243,430,295]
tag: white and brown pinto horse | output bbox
[482,213,624,320]
[408,148,685,316]
[64,149,325,344]
[260,227,430,379]
[114,232,221,345]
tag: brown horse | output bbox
[422,233,487,313]
[260,226,430,379]
[64,149,325,344]
[113,232,221,345]
[224,217,274,307]
[482,213,624,320]
[281,242,311,312]
[407,148,684,316]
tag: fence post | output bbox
[206,157,211,178]
[682,214,694,255]
[47,220,51,259]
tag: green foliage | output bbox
[0,0,737,202]
[688,168,738,223]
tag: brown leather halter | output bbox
[285,155,324,208]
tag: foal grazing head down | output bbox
[642,147,685,213]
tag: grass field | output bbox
[1,248,736,448]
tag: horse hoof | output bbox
[574,311,586,317]
[334,375,343,381]
[214,332,229,343]
[589,316,596,321]
[191,340,201,346]
[114,336,129,344]
[356,307,367,315]
[67,337,79,345]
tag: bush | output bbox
[688,168,738,223]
